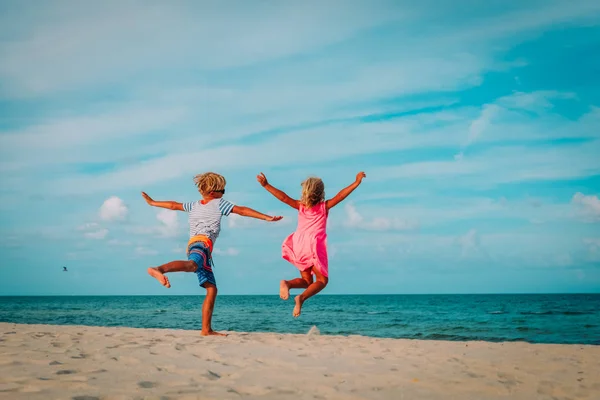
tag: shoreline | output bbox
[0,321,597,346]
[1,322,598,399]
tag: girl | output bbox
[257,171,366,317]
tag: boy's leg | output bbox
[280,270,313,300]
[201,283,226,336]
[147,260,197,288]
[293,267,328,317]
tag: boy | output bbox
[142,172,282,336]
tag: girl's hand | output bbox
[267,215,283,222]
[355,171,366,183]
[257,172,269,187]
[141,192,154,205]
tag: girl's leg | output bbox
[280,270,313,300]
[147,260,197,288]
[201,283,226,336]
[293,267,328,317]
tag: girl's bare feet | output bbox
[201,330,228,337]
[293,295,304,318]
[147,267,171,288]
[279,280,290,300]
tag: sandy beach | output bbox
[0,323,598,400]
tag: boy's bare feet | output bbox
[147,267,171,288]
[201,330,228,337]
[293,295,304,318]
[279,280,290,300]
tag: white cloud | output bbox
[454,91,582,160]
[77,222,99,231]
[455,103,500,158]
[228,213,255,228]
[213,247,240,256]
[108,239,131,246]
[172,246,185,254]
[134,246,159,256]
[344,203,419,231]
[571,192,600,222]
[156,209,179,237]
[84,229,109,240]
[583,238,600,261]
[372,138,600,189]
[457,229,480,258]
[583,238,600,247]
[555,253,574,267]
[99,196,128,221]
[125,209,182,239]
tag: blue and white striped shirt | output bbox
[183,198,235,243]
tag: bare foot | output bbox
[201,330,228,337]
[293,295,304,318]
[147,267,171,288]
[279,280,290,300]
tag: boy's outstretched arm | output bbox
[231,205,283,221]
[326,172,366,210]
[141,192,184,211]
[256,172,299,209]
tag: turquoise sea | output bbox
[0,294,598,344]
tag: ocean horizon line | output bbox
[1,292,598,297]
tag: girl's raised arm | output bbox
[325,172,366,210]
[257,172,299,209]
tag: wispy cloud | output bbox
[344,203,419,231]
[83,228,108,240]
[572,193,600,222]
[214,247,240,257]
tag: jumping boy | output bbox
[142,172,282,336]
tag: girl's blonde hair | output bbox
[300,177,325,208]
[193,172,226,195]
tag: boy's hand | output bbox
[267,215,283,222]
[257,172,269,187]
[141,192,154,205]
[355,171,366,184]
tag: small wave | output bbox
[488,311,506,315]
[154,309,167,314]
[381,322,409,329]
[367,311,389,315]
[519,310,592,316]
[516,326,530,332]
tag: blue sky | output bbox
[0,0,599,295]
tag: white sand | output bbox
[0,323,598,400]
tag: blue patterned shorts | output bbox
[187,241,216,287]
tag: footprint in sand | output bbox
[138,381,157,389]
[49,361,63,366]
[56,370,77,375]
[204,370,221,381]
[72,396,100,400]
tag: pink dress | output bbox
[282,201,329,277]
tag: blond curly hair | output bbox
[300,177,325,208]
[193,172,226,195]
